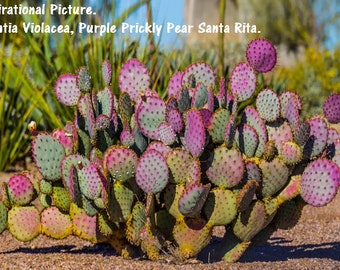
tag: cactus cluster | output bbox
[1,39,339,263]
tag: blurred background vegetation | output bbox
[0,0,339,171]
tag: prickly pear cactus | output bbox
[1,38,339,264]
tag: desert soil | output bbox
[0,171,339,270]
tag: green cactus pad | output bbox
[166,148,201,185]
[55,74,81,106]
[236,180,258,212]
[225,114,237,149]
[81,195,98,216]
[119,59,150,103]
[70,203,101,243]
[259,158,289,198]
[7,173,34,206]
[278,141,302,165]
[241,106,268,157]
[157,122,176,145]
[96,87,115,118]
[77,128,92,157]
[183,109,206,157]
[103,146,138,182]
[97,212,117,236]
[136,96,166,140]
[203,188,237,226]
[61,154,90,202]
[206,146,245,188]
[78,94,96,139]
[303,116,328,159]
[164,184,185,220]
[300,159,340,206]
[8,206,41,242]
[102,60,112,86]
[107,183,134,223]
[235,124,259,157]
[76,67,92,93]
[192,83,208,109]
[230,62,256,102]
[178,87,191,113]
[182,62,215,89]
[41,206,72,239]
[52,186,71,212]
[173,218,212,259]
[256,89,280,122]
[32,133,66,181]
[0,202,7,234]
[136,149,169,194]
[126,202,147,245]
[208,108,230,144]
[78,164,104,200]
[178,184,211,217]
[233,201,267,242]
[40,194,52,208]
[118,92,133,122]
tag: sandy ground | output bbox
[0,171,339,270]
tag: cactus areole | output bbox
[1,38,339,264]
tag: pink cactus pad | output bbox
[157,122,176,146]
[118,59,150,103]
[55,74,81,106]
[303,116,328,158]
[7,174,34,206]
[246,38,277,73]
[242,106,268,157]
[52,128,74,155]
[41,207,72,239]
[135,149,169,194]
[230,62,257,102]
[136,96,166,140]
[102,60,112,85]
[206,146,245,188]
[103,146,138,182]
[301,159,340,206]
[8,206,41,242]
[183,109,206,157]
[166,109,184,133]
[167,71,184,98]
[78,164,104,200]
[146,141,171,157]
[323,93,340,124]
[182,62,215,89]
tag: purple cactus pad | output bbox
[323,93,340,124]
[246,38,277,73]
[55,74,81,106]
[301,159,340,206]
